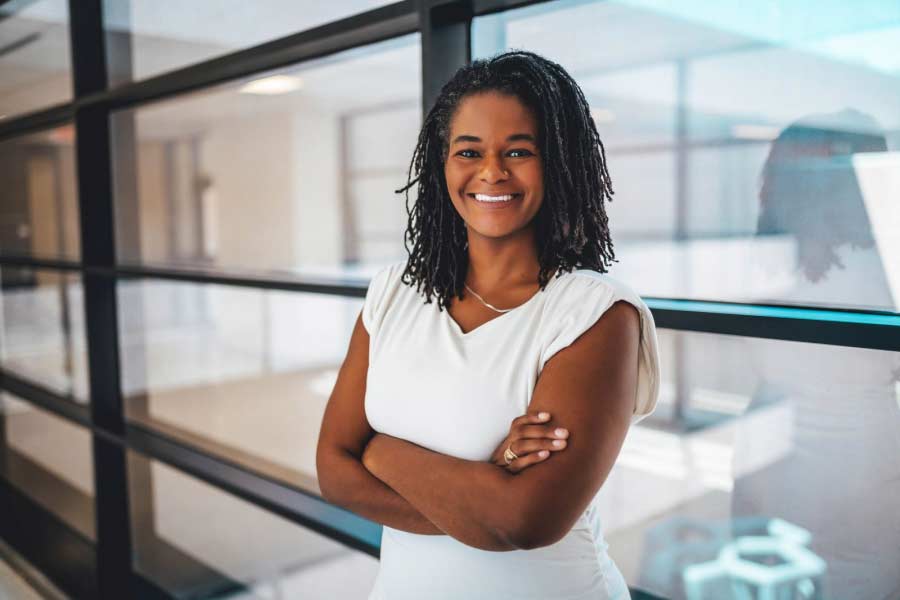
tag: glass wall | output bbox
[128,454,378,599]
[474,0,900,313]
[0,126,80,260]
[119,278,362,492]
[102,0,398,85]
[0,267,88,402]
[0,393,95,540]
[597,330,900,600]
[0,0,73,119]
[109,34,421,280]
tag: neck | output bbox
[465,226,540,292]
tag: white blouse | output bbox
[362,259,660,600]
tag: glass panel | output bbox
[0,126,80,260]
[0,0,72,119]
[598,329,900,600]
[110,34,420,280]
[102,0,400,84]
[473,1,900,312]
[119,278,361,492]
[0,267,88,402]
[0,393,95,540]
[128,453,378,599]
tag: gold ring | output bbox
[503,445,519,465]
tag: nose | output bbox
[478,156,509,184]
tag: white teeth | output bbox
[474,194,515,202]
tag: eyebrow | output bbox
[451,133,536,145]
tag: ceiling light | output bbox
[239,75,303,95]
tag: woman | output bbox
[316,50,660,600]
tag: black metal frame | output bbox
[0,0,897,597]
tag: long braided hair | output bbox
[397,50,617,311]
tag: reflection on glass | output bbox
[473,0,900,312]
[595,330,900,600]
[102,0,397,84]
[109,33,420,279]
[0,0,72,118]
[118,278,362,492]
[0,393,95,540]
[128,453,378,598]
[0,267,88,401]
[0,125,80,260]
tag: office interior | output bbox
[0,0,898,598]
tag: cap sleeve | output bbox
[362,261,403,338]
[539,272,661,423]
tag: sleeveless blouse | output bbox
[362,259,661,600]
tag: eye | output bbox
[456,149,479,158]
[508,149,534,158]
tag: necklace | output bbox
[464,283,516,313]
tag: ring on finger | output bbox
[503,444,519,465]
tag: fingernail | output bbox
[539,450,549,458]
[552,440,565,447]
[538,412,550,419]
[555,428,568,437]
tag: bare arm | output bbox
[316,310,442,535]
[363,300,640,550]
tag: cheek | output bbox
[443,165,461,191]
[526,165,544,197]
[444,165,473,198]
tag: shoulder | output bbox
[539,269,660,422]
[362,259,409,335]
[544,269,646,315]
[369,259,408,284]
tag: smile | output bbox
[468,193,522,204]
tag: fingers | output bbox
[498,411,570,474]
[509,437,567,457]
[517,423,569,440]
[510,411,551,428]
[511,411,569,441]
[505,450,550,474]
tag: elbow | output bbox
[316,446,342,505]
[509,527,565,551]
[504,507,568,550]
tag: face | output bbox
[444,91,544,241]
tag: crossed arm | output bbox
[316,301,639,551]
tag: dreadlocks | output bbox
[396,49,617,311]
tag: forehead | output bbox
[449,92,537,137]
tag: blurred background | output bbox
[1,0,898,598]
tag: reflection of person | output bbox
[734,110,900,599]
[317,51,661,599]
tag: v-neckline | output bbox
[443,272,562,339]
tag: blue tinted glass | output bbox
[474,1,900,313]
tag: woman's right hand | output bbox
[489,411,569,474]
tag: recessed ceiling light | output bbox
[239,75,303,95]
[731,124,781,141]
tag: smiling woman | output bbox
[316,50,660,600]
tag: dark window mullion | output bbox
[68,0,133,597]
[419,0,472,117]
